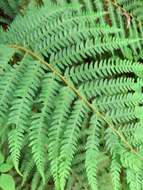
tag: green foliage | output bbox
[0,152,15,190]
[117,0,143,22]
[0,174,15,190]
[0,0,43,24]
[1,0,143,190]
[0,0,27,25]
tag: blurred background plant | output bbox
[0,0,43,26]
[0,152,15,190]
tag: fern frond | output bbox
[8,59,43,174]
[107,1,143,59]
[1,0,143,189]
[111,155,121,190]
[0,45,15,72]
[120,150,142,172]
[48,87,75,188]
[29,74,60,181]
[85,114,100,190]
[6,2,81,45]
[80,77,135,99]
[0,55,27,125]
[22,161,35,186]
[51,37,140,69]
[94,93,143,111]
[66,59,143,85]
[59,100,89,190]
[105,128,123,155]
[117,0,143,21]
[5,0,142,70]
[126,169,142,190]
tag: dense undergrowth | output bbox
[1,0,143,190]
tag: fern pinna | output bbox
[1,0,143,190]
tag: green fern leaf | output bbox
[8,59,43,174]
[111,156,121,190]
[59,100,89,190]
[85,114,100,190]
[29,74,60,181]
[48,87,75,188]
